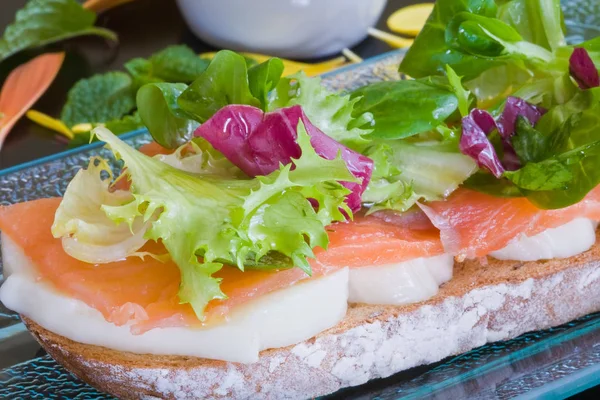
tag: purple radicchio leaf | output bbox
[194,104,373,212]
[496,97,546,140]
[570,48,600,90]
[460,109,505,178]
[495,97,545,170]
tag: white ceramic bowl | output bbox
[176,0,387,59]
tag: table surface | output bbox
[0,0,413,170]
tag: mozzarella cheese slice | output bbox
[348,253,454,305]
[489,218,596,262]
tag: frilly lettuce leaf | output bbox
[363,140,477,213]
[51,157,149,264]
[268,71,373,149]
[154,138,243,177]
[86,121,353,318]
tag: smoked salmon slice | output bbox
[0,198,442,334]
[420,187,600,260]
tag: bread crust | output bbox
[23,241,600,399]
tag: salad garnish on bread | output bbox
[2,0,600,398]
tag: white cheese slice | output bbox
[348,253,454,305]
[489,218,596,262]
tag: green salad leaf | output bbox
[87,122,354,318]
[61,72,136,127]
[507,104,600,208]
[125,45,210,87]
[497,0,565,51]
[178,50,261,123]
[0,0,117,63]
[401,0,571,110]
[445,65,472,116]
[349,79,459,140]
[400,0,498,79]
[363,140,476,213]
[136,83,199,148]
[268,72,373,149]
[248,58,284,109]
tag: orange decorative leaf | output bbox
[83,0,137,13]
[0,52,65,150]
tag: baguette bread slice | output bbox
[22,239,600,400]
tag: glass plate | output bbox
[1,5,599,398]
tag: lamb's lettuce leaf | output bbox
[177,50,261,123]
[248,58,284,109]
[349,79,459,140]
[400,0,498,79]
[136,83,199,148]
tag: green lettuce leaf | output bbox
[61,72,136,127]
[177,50,261,123]
[399,0,498,79]
[248,58,284,109]
[497,0,565,51]
[0,0,117,63]
[511,116,570,163]
[268,72,373,149]
[581,37,600,69]
[136,83,199,148]
[363,140,477,213]
[88,121,354,318]
[445,65,472,116]
[349,79,459,140]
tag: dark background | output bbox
[0,0,598,398]
[0,0,414,169]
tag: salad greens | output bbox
[269,72,373,149]
[136,83,198,149]
[350,78,459,140]
[57,125,354,317]
[395,0,600,209]
[140,50,373,151]
[0,0,117,64]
